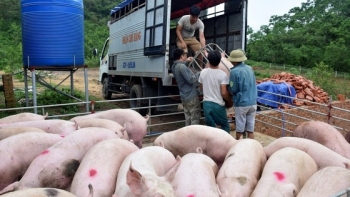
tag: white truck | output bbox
[99,0,248,115]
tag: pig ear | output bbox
[159,141,165,148]
[73,120,79,130]
[0,181,19,195]
[164,155,181,182]
[145,114,150,121]
[126,162,143,195]
[344,162,350,169]
[196,147,203,154]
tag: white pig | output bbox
[113,146,181,197]
[0,127,119,194]
[70,109,149,148]
[293,120,350,159]
[251,147,318,197]
[170,151,220,197]
[0,127,46,140]
[0,112,48,123]
[70,139,139,197]
[0,132,62,190]
[73,118,128,140]
[0,119,78,136]
[217,139,267,197]
[0,187,79,197]
[297,166,350,197]
[153,125,236,165]
[264,137,350,170]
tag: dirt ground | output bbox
[1,67,276,146]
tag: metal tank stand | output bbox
[23,65,89,114]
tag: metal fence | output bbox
[1,92,350,195]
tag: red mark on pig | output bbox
[187,195,195,197]
[40,150,49,155]
[273,172,285,182]
[89,169,97,177]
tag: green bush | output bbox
[306,62,336,97]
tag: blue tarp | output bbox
[257,81,296,108]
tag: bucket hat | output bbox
[227,49,247,62]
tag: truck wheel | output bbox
[102,78,112,99]
[130,84,148,116]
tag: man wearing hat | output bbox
[228,49,257,140]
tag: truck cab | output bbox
[99,0,248,115]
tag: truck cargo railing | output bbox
[188,43,232,72]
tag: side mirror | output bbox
[92,48,98,57]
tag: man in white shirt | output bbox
[176,5,206,65]
[198,50,232,133]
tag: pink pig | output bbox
[70,109,149,148]
[0,119,78,136]
[70,139,138,197]
[0,187,79,197]
[73,118,129,140]
[0,127,46,140]
[170,150,220,197]
[264,137,350,170]
[0,127,119,195]
[293,120,350,159]
[153,125,236,165]
[216,139,267,197]
[297,166,350,197]
[113,146,180,197]
[0,132,62,190]
[251,147,318,197]
[0,112,48,124]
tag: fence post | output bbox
[269,63,271,68]
[327,97,333,124]
[335,71,337,78]
[283,64,285,70]
[281,109,286,137]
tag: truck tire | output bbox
[130,84,148,116]
[102,78,112,99]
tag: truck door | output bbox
[144,0,169,56]
[99,38,109,83]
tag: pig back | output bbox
[70,139,138,197]
[0,132,62,190]
[293,120,350,159]
[0,127,46,141]
[251,147,318,197]
[154,125,236,165]
[0,187,78,197]
[217,139,267,197]
[264,137,350,170]
[0,119,78,136]
[172,153,219,197]
[0,112,47,124]
[5,128,119,191]
[297,166,350,197]
[70,109,148,147]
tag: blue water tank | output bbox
[21,0,84,67]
